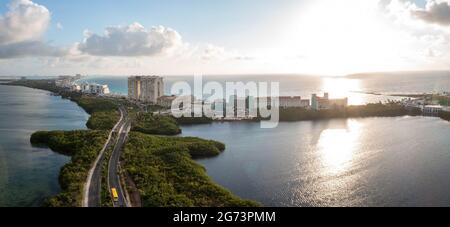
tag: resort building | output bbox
[80,82,110,95]
[70,84,81,92]
[157,95,177,108]
[423,105,443,115]
[128,76,164,104]
[279,96,310,108]
[246,96,258,116]
[81,82,90,92]
[213,99,226,118]
[55,75,74,88]
[55,75,83,89]
[311,93,348,110]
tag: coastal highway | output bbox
[83,106,127,207]
[107,118,131,207]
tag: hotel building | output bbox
[279,96,310,108]
[128,76,164,104]
[311,93,348,110]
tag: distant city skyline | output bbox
[1,0,450,76]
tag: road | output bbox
[107,118,131,207]
[83,106,127,207]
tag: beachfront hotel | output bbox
[311,93,348,110]
[279,96,310,109]
[128,76,164,104]
[80,83,110,95]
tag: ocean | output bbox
[78,71,450,105]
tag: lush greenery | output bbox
[86,111,118,130]
[278,103,421,121]
[7,79,60,93]
[122,132,260,207]
[132,113,182,135]
[433,95,450,106]
[69,96,119,130]
[30,130,108,207]
[439,111,450,122]
[71,95,117,114]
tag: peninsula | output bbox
[7,79,260,207]
[5,77,450,207]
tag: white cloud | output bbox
[379,0,450,69]
[0,0,66,59]
[78,22,183,57]
[0,0,50,45]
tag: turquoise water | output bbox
[0,85,89,207]
[182,117,450,207]
[79,72,450,105]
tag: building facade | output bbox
[128,76,164,104]
[157,95,177,108]
[279,96,310,108]
[70,84,81,92]
[311,93,348,110]
[423,105,443,115]
[55,75,73,88]
[80,82,110,95]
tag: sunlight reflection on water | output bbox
[317,119,361,175]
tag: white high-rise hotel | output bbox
[128,76,164,104]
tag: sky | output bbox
[1,0,450,76]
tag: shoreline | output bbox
[5,80,260,207]
[4,80,449,207]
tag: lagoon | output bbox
[0,85,89,206]
[181,117,450,206]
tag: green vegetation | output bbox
[433,94,450,106]
[71,95,117,114]
[70,96,119,130]
[132,112,182,135]
[30,130,108,207]
[7,79,60,93]
[86,111,119,130]
[122,132,260,207]
[439,111,450,122]
[278,103,421,121]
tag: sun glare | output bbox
[317,119,361,175]
[283,0,405,75]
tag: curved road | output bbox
[108,119,131,207]
[83,106,129,207]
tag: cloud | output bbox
[0,0,50,45]
[0,41,66,59]
[412,0,450,25]
[0,0,66,58]
[78,22,183,57]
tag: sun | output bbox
[280,0,406,75]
